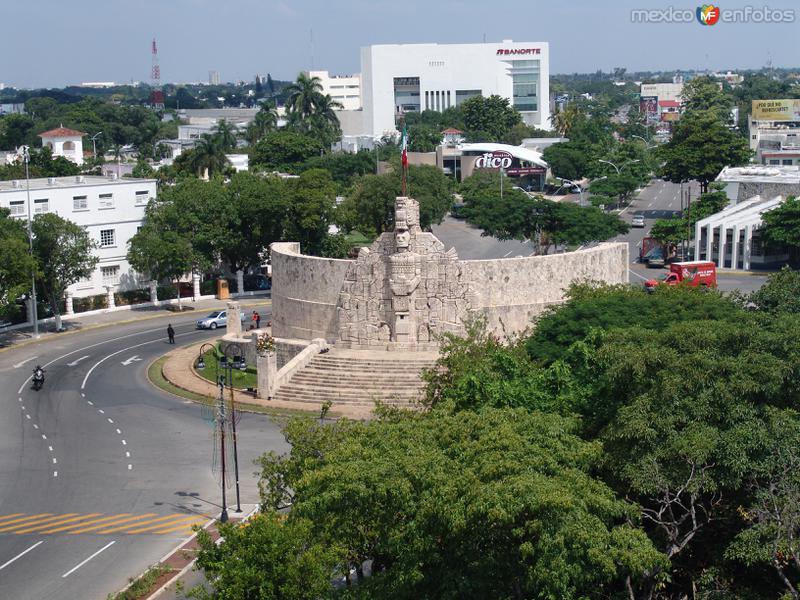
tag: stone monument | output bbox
[336,197,475,350]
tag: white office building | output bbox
[0,175,157,299]
[308,70,362,110]
[360,40,550,138]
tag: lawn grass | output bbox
[194,347,258,389]
[107,563,174,600]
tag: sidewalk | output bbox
[158,341,373,419]
[0,295,272,353]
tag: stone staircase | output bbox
[272,347,439,409]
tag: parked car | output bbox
[243,274,271,291]
[631,214,646,228]
[196,310,245,330]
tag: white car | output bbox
[631,214,646,228]
[195,310,245,330]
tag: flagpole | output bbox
[401,124,408,197]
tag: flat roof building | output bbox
[360,40,550,138]
[308,70,362,111]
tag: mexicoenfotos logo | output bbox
[697,4,721,25]
[631,5,795,24]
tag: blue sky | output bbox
[3,0,798,88]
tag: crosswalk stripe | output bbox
[0,514,25,525]
[99,514,194,534]
[66,514,158,535]
[0,514,78,533]
[14,514,103,534]
[43,514,132,534]
[0,514,55,532]
[147,519,209,534]
[123,515,207,534]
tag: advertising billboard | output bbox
[752,99,800,122]
[640,95,659,123]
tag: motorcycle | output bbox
[32,367,45,391]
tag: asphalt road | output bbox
[0,303,285,600]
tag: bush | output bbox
[201,279,216,296]
[156,285,177,300]
[73,294,108,313]
[114,289,151,306]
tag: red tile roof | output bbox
[441,128,464,134]
[38,127,86,138]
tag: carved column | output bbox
[106,286,116,309]
[256,351,277,400]
[236,270,245,295]
[149,280,158,304]
[192,272,201,301]
[64,290,74,316]
[226,301,242,337]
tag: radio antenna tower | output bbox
[150,38,165,110]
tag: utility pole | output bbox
[23,148,39,338]
[218,377,228,523]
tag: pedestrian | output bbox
[255,311,261,330]
[167,324,175,344]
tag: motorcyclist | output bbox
[32,365,45,389]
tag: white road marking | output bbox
[18,397,21,402]
[0,540,44,571]
[629,269,649,282]
[17,324,199,394]
[120,355,143,366]
[98,409,104,414]
[502,251,513,257]
[81,393,85,398]
[66,356,90,367]
[48,446,53,452]
[53,471,57,477]
[81,330,197,390]
[52,458,57,464]
[41,434,46,440]
[25,414,31,420]
[127,464,132,471]
[62,541,116,578]
[125,451,130,458]
[87,401,93,406]
[13,357,38,369]
[121,440,127,446]
[107,418,114,424]
[33,424,38,430]
[116,429,122,435]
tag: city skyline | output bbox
[2,0,798,89]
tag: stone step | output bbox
[305,362,433,372]
[276,386,422,400]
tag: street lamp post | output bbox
[631,135,656,150]
[219,342,244,514]
[555,177,585,207]
[196,342,229,523]
[22,148,39,338]
[597,159,641,209]
[90,132,103,160]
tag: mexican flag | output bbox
[401,125,408,168]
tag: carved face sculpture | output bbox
[395,206,410,250]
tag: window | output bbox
[9,200,25,216]
[100,229,116,247]
[73,195,88,210]
[34,198,49,214]
[101,265,120,286]
[135,190,149,205]
[99,193,114,209]
[769,159,780,165]
[783,159,794,165]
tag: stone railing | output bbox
[257,337,328,400]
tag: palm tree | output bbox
[285,72,324,121]
[190,134,229,179]
[245,104,278,145]
[213,120,238,151]
[314,94,344,128]
[550,103,581,137]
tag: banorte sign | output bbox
[475,151,513,169]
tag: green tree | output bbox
[748,266,800,314]
[649,216,687,245]
[681,75,734,116]
[0,208,37,315]
[541,142,589,180]
[244,103,278,145]
[31,213,98,330]
[192,512,342,600]
[658,110,751,193]
[250,130,324,173]
[212,120,238,152]
[299,150,376,192]
[460,94,523,141]
[550,102,582,136]
[188,133,230,179]
[762,195,800,258]
[406,123,441,152]
[284,72,324,121]
[283,169,337,256]
[0,114,36,148]
[338,165,453,236]
[255,410,665,599]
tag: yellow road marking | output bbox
[0,514,25,525]
[14,513,103,534]
[0,514,55,531]
[105,514,199,535]
[67,513,158,535]
[146,519,209,535]
[0,514,77,533]
[43,514,131,534]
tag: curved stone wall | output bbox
[272,240,628,343]
[462,243,628,336]
[270,242,351,341]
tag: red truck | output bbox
[644,261,717,291]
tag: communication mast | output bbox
[150,38,165,110]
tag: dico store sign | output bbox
[475,150,513,169]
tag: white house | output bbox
[38,126,86,165]
[307,70,362,110]
[0,174,157,299]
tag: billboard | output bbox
[752,99,800,122]
[640,95,659,123]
